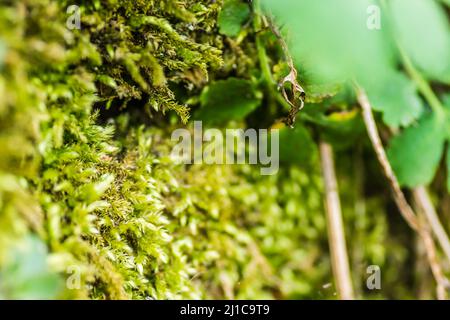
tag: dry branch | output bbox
[357,88,419,231]
[413,186,450,265]
[357,87,449,299]
[320,141,355,300]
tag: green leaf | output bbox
[195,78,262,125]
[389,0,450,82]
[366,72,424,128]
[320,110,365,150]
[0,236,62,300]
[263,0,395,84]
[388,113,446,187]
[218,0,250,37]
[279,125,317,166]
[11,274,62,300]
[304,83,342,104]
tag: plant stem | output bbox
[417,225,449,300]
[357,86,419,230]
[319,141,354,300]
[413,186,450,265]
[357,86,449,299]
[352,144,366,298]
[253,0,275,87]
[399,48,446,117]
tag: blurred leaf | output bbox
[304,83,342,104]
[389,0,450,83]
[279,125,317,165]
[195,78,262,125]
[218,0,250,37]
[366,71,424,128]
[263,0,395,85]
[0,236,62,300]
[319,110,365,150]
[388,113,446,187]
[303,105,361,130]
[10,274,62,300]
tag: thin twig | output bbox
[413,186,450,265]
[320,141,354,300]
[356,87,419,231]
[415,235,434,299]
[357,86,448,299]
[418,225,448,300]
[352,144,367,298]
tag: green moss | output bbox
[69,0,223,123]
[0,2,45,265]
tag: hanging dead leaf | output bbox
[269,19,306,127]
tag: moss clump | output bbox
[64,0,223,122]
[33,106,330,298]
